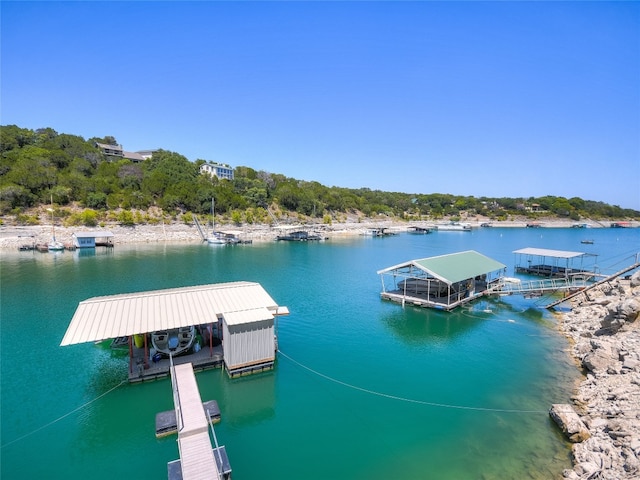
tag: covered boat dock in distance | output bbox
[513,247,598,280]
[60,281,289,382]
[72,230,114,248]
[377,250,507,311]
[273,225,328,241]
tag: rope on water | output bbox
[278,350,548,414]
[1,380,127,449]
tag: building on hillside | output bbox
[136,149,158,160]
[123,151,145,162]
[200,162,234,180]
[95,143,153,163]
[95,142,123,158]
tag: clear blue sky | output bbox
[2,1,639,209]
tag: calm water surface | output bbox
[2,227,638,479]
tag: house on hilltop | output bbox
[95,142,150,163]
[200,162,234,180]
[95,142,123,158]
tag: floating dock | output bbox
[512,247,597,279]
[377,250,507,311]
[156,400,221,438]
[61,281,289,383]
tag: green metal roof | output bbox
[378,250,506,284]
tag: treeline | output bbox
[1,124,638,226]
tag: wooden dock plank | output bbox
[178,432,219,479]
[173,363,209,437]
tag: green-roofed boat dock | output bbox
[377,250,507,311]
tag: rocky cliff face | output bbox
[558,271,640,479]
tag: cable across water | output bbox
[1,380,126,449]
[278,350,549,414]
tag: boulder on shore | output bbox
[549,404,591,443]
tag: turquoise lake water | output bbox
[1,227,639,479]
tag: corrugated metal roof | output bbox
[223,307,273,326]
[513,247,586,259]
[60,281,287,346]
[377,250,506,284]
[73,231,114,238]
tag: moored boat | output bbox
[435,222,472,231]
[151,326,196,357]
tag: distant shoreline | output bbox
[0,217,637,250]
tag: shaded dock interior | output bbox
[513,247,598,279]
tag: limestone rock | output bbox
[549,404,591,443]
[583,348,613,374]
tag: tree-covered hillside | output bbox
[1,125,638,227]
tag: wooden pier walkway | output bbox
[485,260,640,309]
[486,276,591,299]
[170,363,224,480]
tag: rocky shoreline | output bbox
[555,272,640,479]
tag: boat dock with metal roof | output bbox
[512,247,598,279]
[61,281,289,382]
[377,250,507,310]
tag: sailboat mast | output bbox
[50,195,55,240]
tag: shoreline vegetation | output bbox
[2,214,639,479]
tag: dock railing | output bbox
[169,353,185,434]
[486,276,591,297]
[207,409,224,480]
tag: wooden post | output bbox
[209,322,213,357]
[128,336,133,374]
[144,334,149,369]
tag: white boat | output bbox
[207,233,227,245]
[435,222,472,231]
[206,198,228,245]
[151,326,196,357]
[48,238,64,251]
[47,196,65,251]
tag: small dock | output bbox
[407,226,433,234]
[512,247,597,279]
